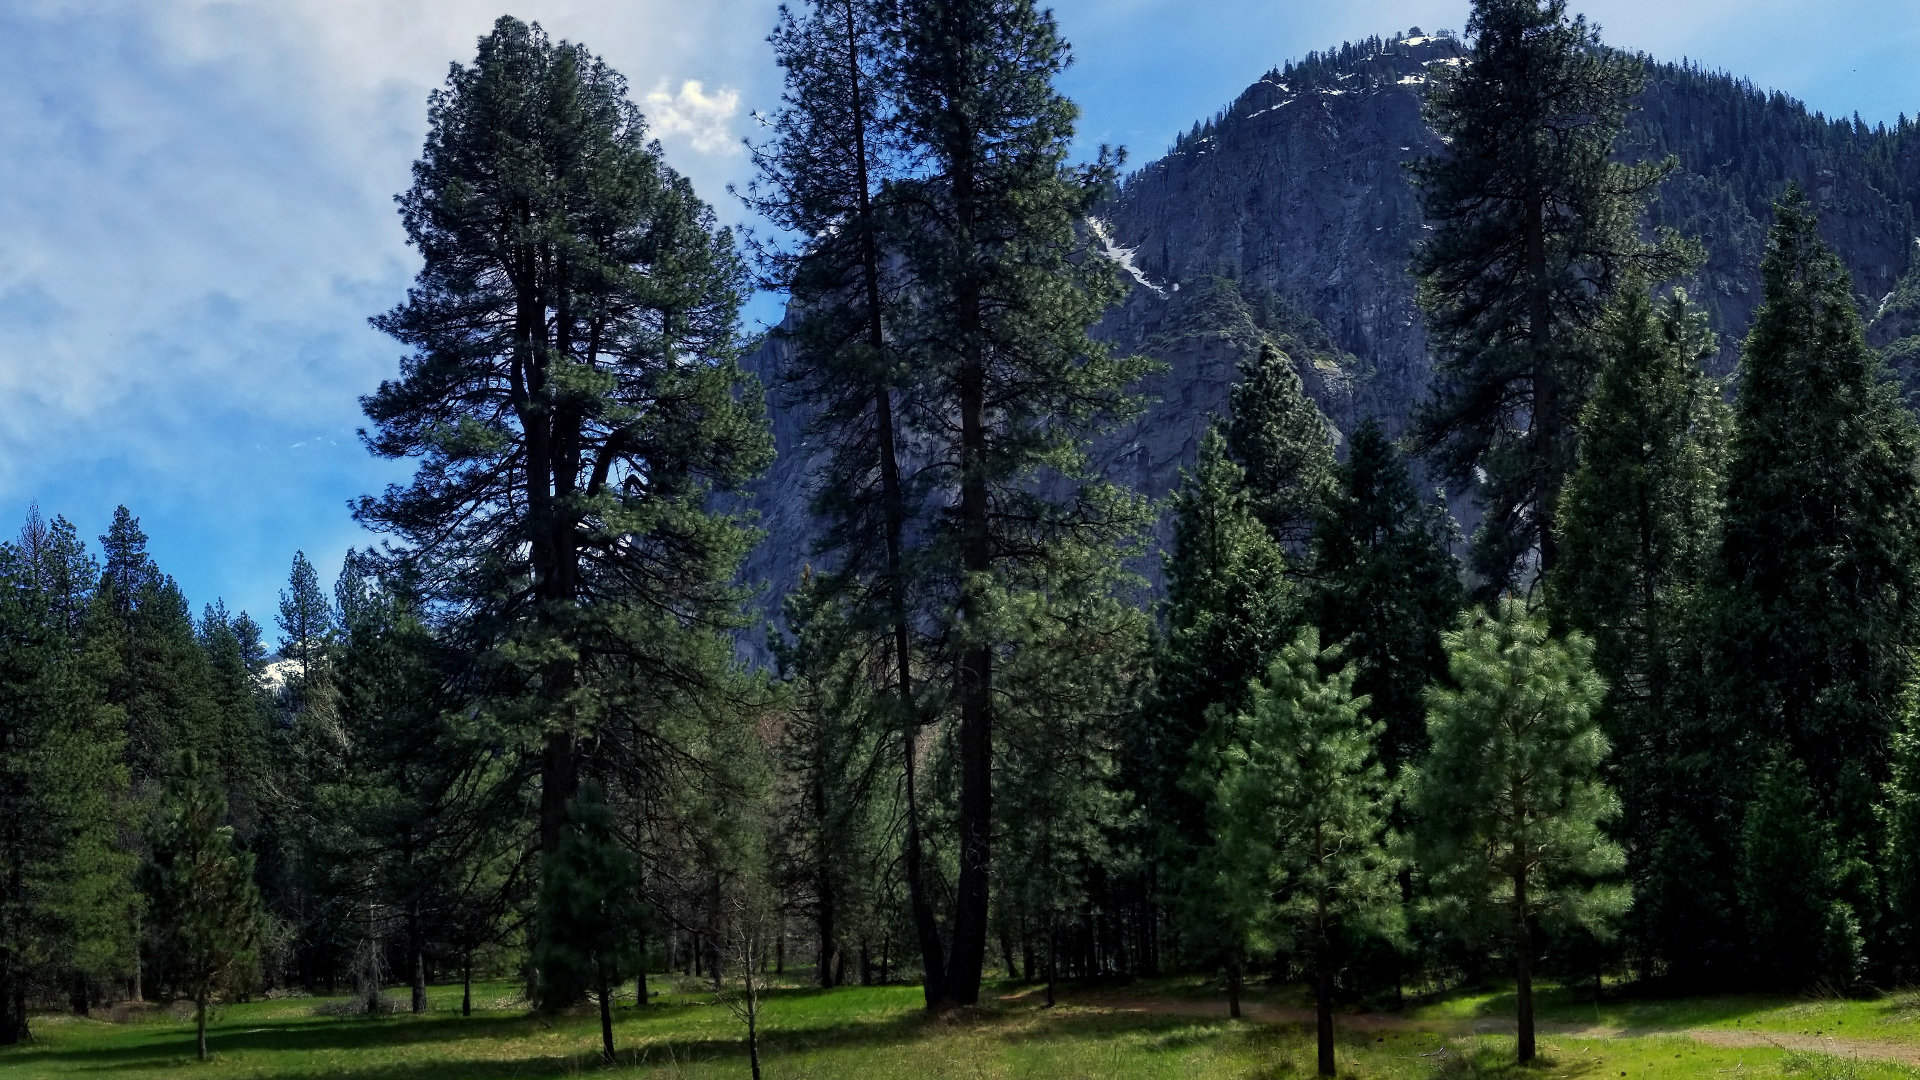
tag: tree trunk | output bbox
[1228,957,1243,1020]
[597,963,615,1063]
[1515,869,1535,1063]
[837,0,945,1014]
[1044,921,1057,1008]
[0,950,17,1046]
[636,966,649,1008]
[197,993,209,1062]
[410,934,427,1014]
[1316,933,1337,1077]
[462,956,473,1017]
[744,944,764,1080]
[998,928,1016,980]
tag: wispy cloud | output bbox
[645,79,743,155]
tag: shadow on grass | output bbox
[0,987,1292,1080]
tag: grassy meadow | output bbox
[8,975,1920,1080]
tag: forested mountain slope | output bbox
[739,30,1920,625]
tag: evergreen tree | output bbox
[1550,285,1732,980]
[1409,601,1624,1063]
[141,753,262,1062]
[1145,429,1295,861]
[1714,186,1920,860]
[885,0,1154,1007]
[1311,421,1463,772]
[1224,341,1336,557]
[99,507,219,798]
[534,782,646,1061]
[744,0,944,1005]
[356,16,771,1002]
[323,553,494,1015]
[771,569,891,989]
[200,603,274,840]
[0,511,133,1039]
[1218,629,1400,1077]
[1411,0,1691,594]
[1741,753,1861,988]
[993,540,1148,1005]
[276,551,334,689]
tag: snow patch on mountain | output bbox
[1088,216,1168,298]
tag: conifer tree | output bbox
[99,508,219,798]
[200,604,274,839]
[744,0,948,1004]
[1218,629,1400,1077]
[141,753,262,1062]
[535,782,646,1061]
[1409,601,1624,1063]
[1225,342,1336,558]
[1550,285,1731,978]
[1741,753,1861,987]
[1715,187,1920,851]
[356,16,770,1002]
[1146,429,1295,858]
[276,551,334,689]
[324,554,490,1015]
[771,570,890,989]
[885,0,1153,1006]
[1412,0,1690,593]
[1311,421,1462,772]
[994,540,1147,1005]
[0,511,133,1039]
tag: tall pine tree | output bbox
[1217,629,1400,1076]
[1311,421,1462,773]
[356,16,770,1002]
[1412,0,1690,594]
[1410,601,1624,1064]
[1550,285,1732,981]
[885,0,1153,1007]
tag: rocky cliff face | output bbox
[736,31,1920,646]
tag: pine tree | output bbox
[0,511,134,1039]
[323,553,490,1015]
[1741,753,1861,988]
[885,0,1154,1007]
[1409,600,1625,1063]
[993,538,1148,1005]
[276,551,333,690]
[1411,0,1691,594]
[771,569,890,989]
[744,0,945,1006]
[200,603,274,840]
[1146,429,1296,859]
[141,753,262,1062]
[1224,341,1336,558]
[356,16,771,1003]
[1311,420,1462,773]
[1217,629,1400,1076]
[1714,186,1920,853]
[99,508,220,798]
[535,782,646,1061]
[1549,285,1731,980]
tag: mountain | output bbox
[735,29,1920,646]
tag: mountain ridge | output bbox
[734,29,1920,650]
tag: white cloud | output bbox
[645,79,744,155]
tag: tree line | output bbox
[6,0,1920,1074]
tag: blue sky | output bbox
[3,0,1917,637]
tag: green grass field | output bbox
[6,974,1920,1080]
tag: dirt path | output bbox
[1058,991,1920,1067]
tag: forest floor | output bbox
[7,974,1920,1080]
